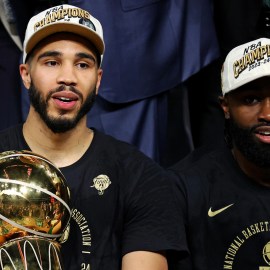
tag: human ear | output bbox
[19,64,31,89]
[219,95,230,119]
[95,69,103,95]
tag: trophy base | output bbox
[0,236,63,269]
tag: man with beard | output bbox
[0,4,186,270]
[168,37,270,269]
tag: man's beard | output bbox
[28,82,96,133]
[228,118,270,168]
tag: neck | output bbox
[232,147,270,187]
[23,109,93,168]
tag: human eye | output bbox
[45,60,58,67]
[76,62,90,69]
[243,95,261,105]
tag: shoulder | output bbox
[169,143,232,176]
[94,129,137,149]
[92,129,171,195]
[167,143,236,197]
[93,129,154,164]
[90,130,166,189]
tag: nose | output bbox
[56,63,77,86]
[258,98,270,122]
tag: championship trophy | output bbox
[0,150,71,269]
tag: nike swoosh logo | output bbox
[208,204,234,217]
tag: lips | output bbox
[254,126,270,143]
[51,91,79,110]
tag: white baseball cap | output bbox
[221,37,270,95]
[23,4,105,64]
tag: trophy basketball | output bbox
[0,150,71,269]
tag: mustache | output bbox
[46,85,83,102]
[250,123,270,133]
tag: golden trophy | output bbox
[0,150,71,269]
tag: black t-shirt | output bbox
[169,143,270,269]
[0,124,187,270]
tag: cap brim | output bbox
[25,23,104,57]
